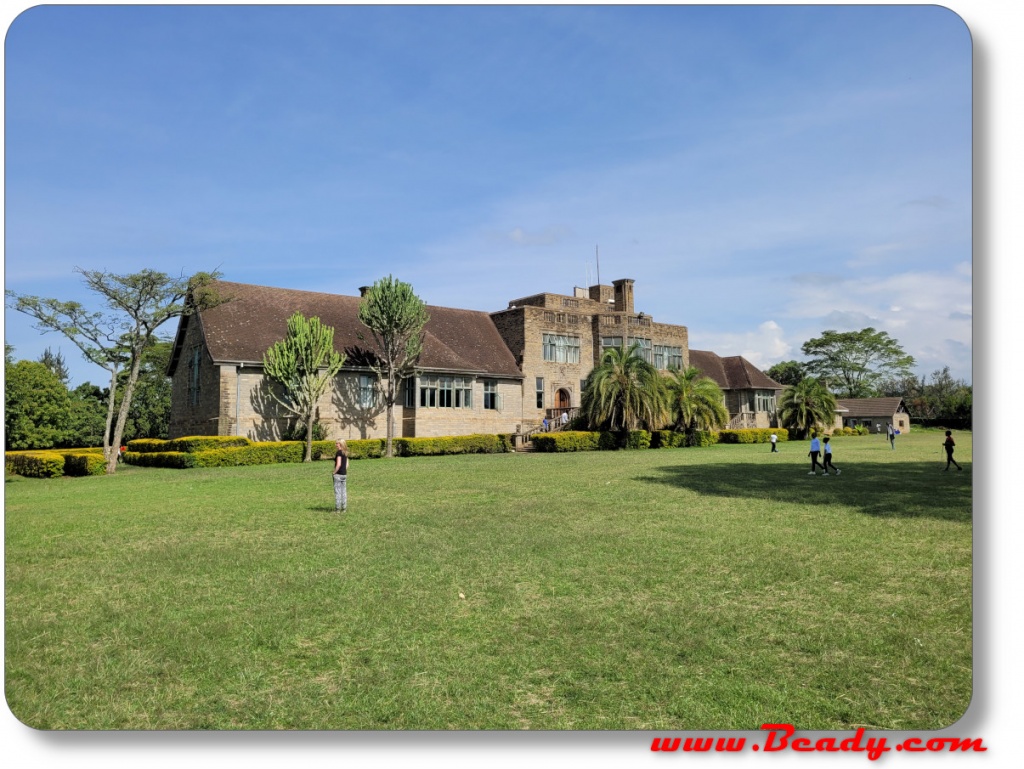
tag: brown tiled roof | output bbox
[169,281,522,378]
[835,397,907,418]
[688,349,784,391]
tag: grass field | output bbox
[4,429,972,731]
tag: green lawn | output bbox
[4,429,972,730]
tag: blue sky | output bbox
[3,4,972,387]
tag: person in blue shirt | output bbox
[808,432,825,475]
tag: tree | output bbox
[665,366,729,445]
[7,268,224,473]
[777,378,838,439]
[581,343,669,437]
[4,359,70,450]
[38,347,70,385]
[262,312,346,462]
[116,340,174,442]
[63,383,108,449]
[357,276,429,458]
[764,360,806,387]
[801,328,915,398]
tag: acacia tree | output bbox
[665,366,729,445]
[262,312,346,462]
[6,268,224,473]
[764,360,806,387]
[357,276,429,458]
[801,328,915,398]
[777,378,838,439]
[581,343,668,437]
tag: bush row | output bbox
[718,428,789,444]
[122,433,516,469]
[6,448,106,478]
[533,428,785,452]
[127,436,253,453]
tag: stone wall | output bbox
[168,316,225,438]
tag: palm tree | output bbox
[777,377,838,439]
[666,366,729,445]
[581,343,668,436]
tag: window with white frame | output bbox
[666,346,683,369]
[418,375,472,408]
[536,377,544,409]
[404,378,415,408]
[628,337,652,363]
[755,391,776,413]
[542,333,581,364]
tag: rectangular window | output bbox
[653,345,666,370]
[666,346,683,369]
[404,378,416,408]
[755,391,777,413]
[536,377,544,409]
[359,374,375,408]
[542,334,581,364]
[453,377,473,409]
[484,380,498,410]
[188,346,202,406]
[600,336,623,353]
[629,337,652,363]
[419,376,437,408]
[438,376,453,408]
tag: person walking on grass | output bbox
[887,422,896,450]
[943,430,963,471]
[808,432,825,476]
[770,432,779,453]
[332,439,350,513]
[822,436,841,476]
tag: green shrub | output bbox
[624,430,651,450]
[127,436,253,453]
[62,452,106,476]
[691,430,720,447]
[719,428,786,444]
[123,451,196,469]
[5,451,66,478]
[532,431,600,452]
[190,442,304,468]
[392,434,510,457]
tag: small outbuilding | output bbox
[834,397,911,434]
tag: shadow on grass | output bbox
[640,460,972,523]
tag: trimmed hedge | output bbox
[6,448,107,478]
[532,431,601,452]
[5,451,66,478]
[128,436,252,453]
[312,439,385,460]
[392,434,512,457]
[718,428,788,444]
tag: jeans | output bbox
[333,474,347,511]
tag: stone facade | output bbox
[168,278,781,441]
[493,278,690,429]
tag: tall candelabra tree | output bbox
[262,312,346,462]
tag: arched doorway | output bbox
[556,389,571,411]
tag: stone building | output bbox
[833,397,912,434]
[167,278,783,440]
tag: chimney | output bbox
[612,278,635,314]
[359,286,371,297]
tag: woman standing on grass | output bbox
[333,440,350,513]
[822,436,841,476]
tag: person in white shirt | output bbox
[822,436,841,476]
[770,433,778,453]
[808,432,824,475]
